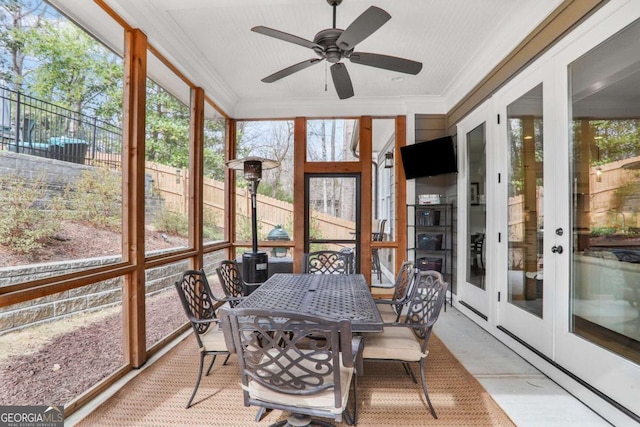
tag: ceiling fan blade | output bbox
[252,26,323,51]
[336,6,391,51]
[349,52,423,75]
[330,63,354,100]
[262,58,322,83]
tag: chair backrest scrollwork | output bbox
[174,270,219,339]
[403,270,448,341]
[216,260,244,306]
[303,250,354,274]
[225,308,353,411]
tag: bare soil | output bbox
[0,220,188,266]
[0,221,189,406]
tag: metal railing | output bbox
[1,86,122,169]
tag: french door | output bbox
[495,71,559,357]
[456,104,491,318]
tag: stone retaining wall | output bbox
[0,250,224,334]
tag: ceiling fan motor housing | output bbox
[313,28,353,63]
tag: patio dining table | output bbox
[234,273,384,333]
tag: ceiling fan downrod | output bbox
[328,0,342,28]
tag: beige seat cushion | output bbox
[199,324,228,352]
[363,326,425,362]
[380,309,400,323]
[376,303,395,314]
[247,350,353,414]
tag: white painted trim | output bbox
[233,95,446,120]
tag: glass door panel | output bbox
[569,18,640,364]
[498,79,553,357]
[467,123,487,289]
[507,84,544,318]
[457,103,490,318]
[305,174,360,272]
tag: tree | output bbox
[0,0,48,90]
[590,119,640,164]
[145,80,190,168]
[203,116,227,180]
[235,120,294,200]
[25,19,123,121]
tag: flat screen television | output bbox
[400,135,457,179]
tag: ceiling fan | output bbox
[251,0,423,99]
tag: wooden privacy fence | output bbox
[507,157,640,243]
[145,162,355,240]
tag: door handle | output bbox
[551,245,563,254]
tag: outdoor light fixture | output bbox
[596,166,602,182]
[225,156,280,294]
[384,151,394,168]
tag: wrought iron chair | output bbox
[375,261,416,322]
[216,260,245,306]
[174,269,234,408]
[221,308,361,427]
[303,250,354,275]
[470,233,485,273]
[362,270,448,419]
[371,219,387,281]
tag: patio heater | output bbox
[226,157,280,295]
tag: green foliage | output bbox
[203,117,227,180]
[235,214,253,242]
[610,180,640,212]
[590,119,640,164]
[152,208,189,237]
[0,0,49,89]
[257,181,293,203]
[203,209,223,240]
[66,166,121,229]
[24,20,123,119]
[590,227,617,237]
[0,173,62,253]
[308,216,323,241]
[203,225,222,240]
[145,81,190,168]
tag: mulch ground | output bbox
[0,219,191,406]
[0,290,185,406]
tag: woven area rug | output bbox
[75,334,515,426]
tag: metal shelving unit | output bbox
[408,203,453,307]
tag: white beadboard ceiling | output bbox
[56,0,563,118]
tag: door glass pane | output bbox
[467,123,487,288]
[569,19,640,364]
[306,175,359,271]
[507,84,544,318]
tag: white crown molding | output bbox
[233,95,446,119]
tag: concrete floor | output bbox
[435,308,612,427]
